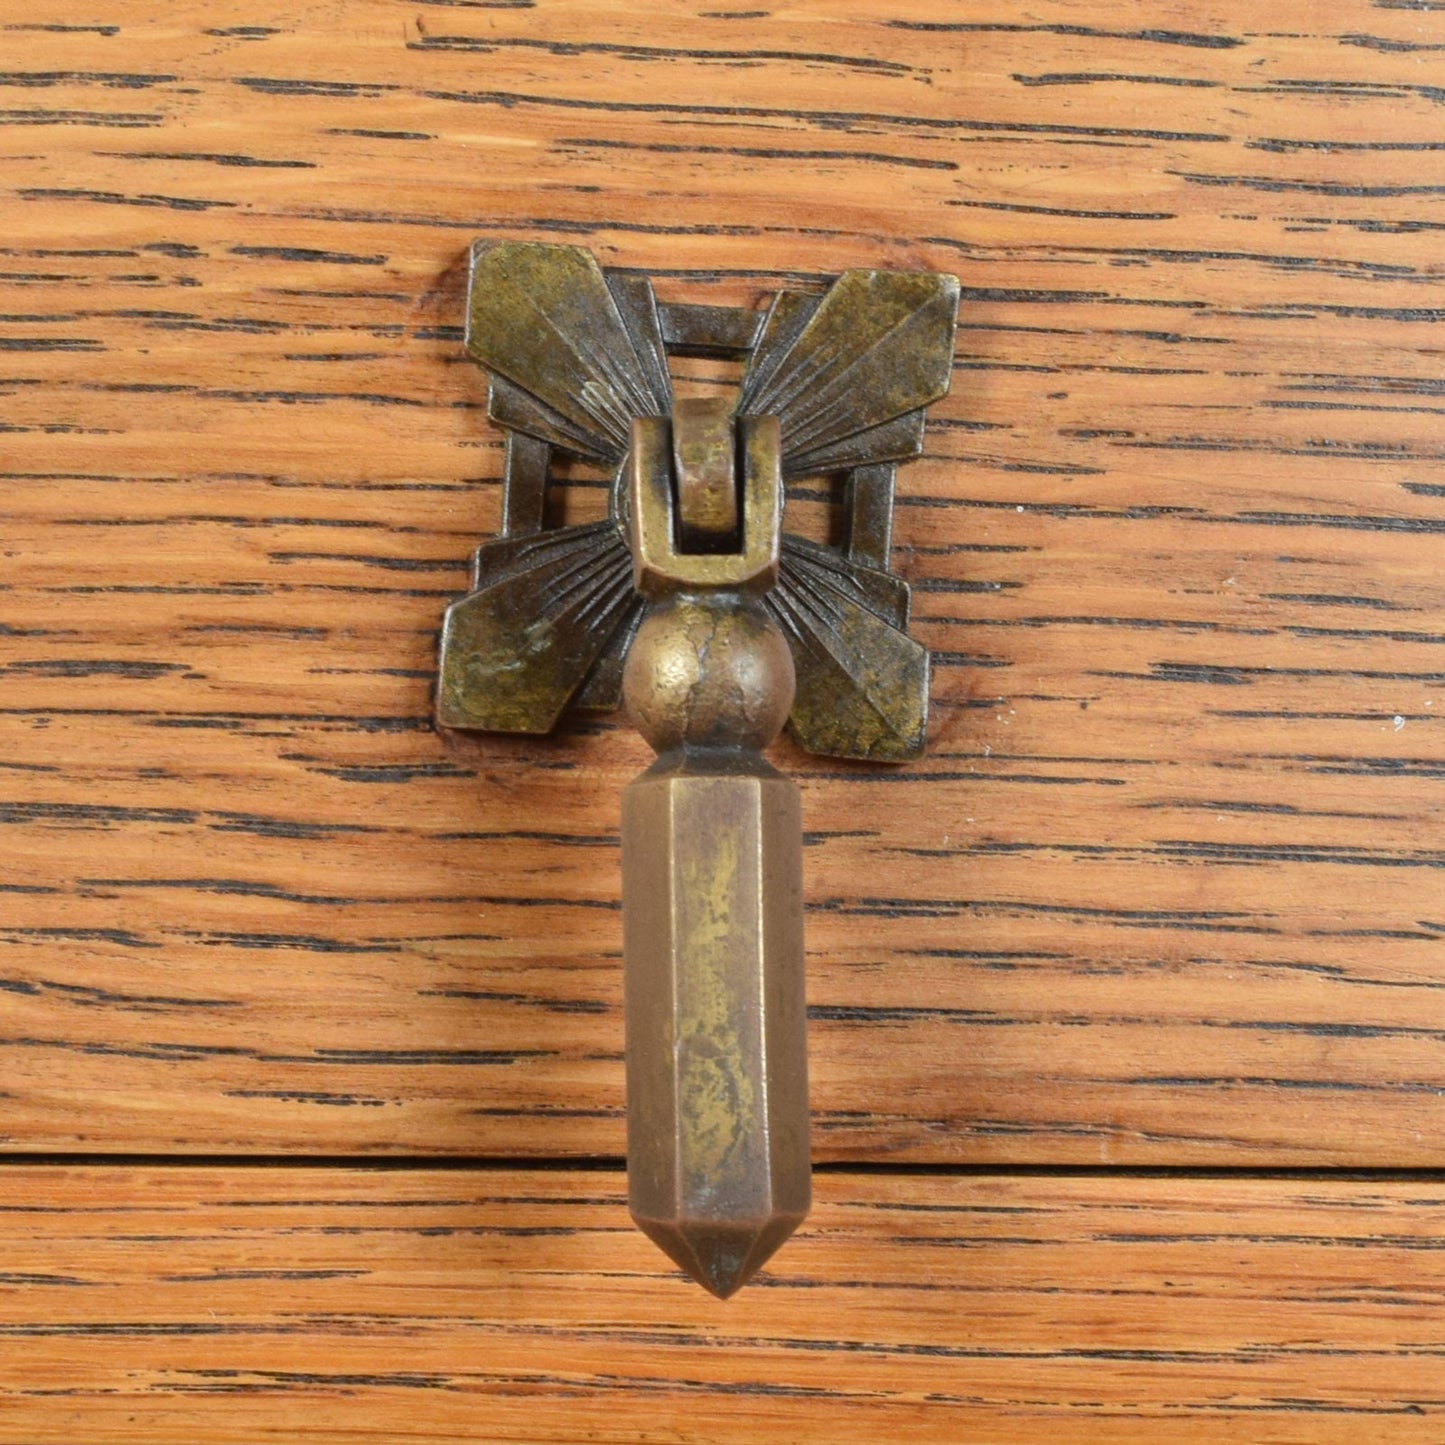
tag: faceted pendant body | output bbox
[621,762,810,1298]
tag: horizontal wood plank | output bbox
[2,1166,1444,1443]
[2,0,1443,1161]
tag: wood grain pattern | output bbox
[3,1166,1444,1443]
[2,1,1444,1164]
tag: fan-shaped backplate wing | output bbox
[437,520,638,734]
[739,269,959,476]
[467,241,671,463]
[768,536,930,763]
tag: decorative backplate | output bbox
[437,241,959,762]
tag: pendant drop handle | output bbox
[436,242,960,1297]
[619,405,810,1299]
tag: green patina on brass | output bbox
[437,242,957,1296]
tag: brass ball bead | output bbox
[623,594,795,756]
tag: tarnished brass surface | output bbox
[439,241,956,760]
[844,462,896,569]
[737,268,959,477]
[436,522,636,734]
[771,534,930,763]
[623,593,794,757]
[466,241,670,462]
[437,241,957,1294]
[629,413,781,598]
[658,299,764,358]
[623,760,808,1299]
[622,593,805,1298]
[671,396,740,553]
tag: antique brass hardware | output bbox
[438,242,958,1296]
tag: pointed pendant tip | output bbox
[634,1210,807,1300]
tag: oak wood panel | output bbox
[2,1166,1444,1443]
[2,0,1444,1162]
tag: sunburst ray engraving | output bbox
[439,243,958,762]
[466,241,671,462]
[437,522,638,734]
[769,536,930,762]
[739,268,959,471]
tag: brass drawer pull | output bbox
[438,242,958,1295]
